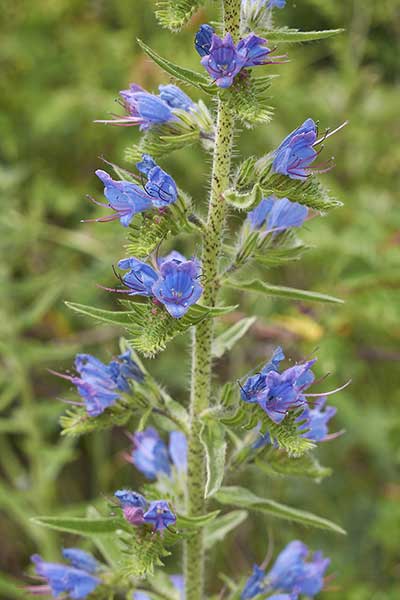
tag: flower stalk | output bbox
[184,2,241,599]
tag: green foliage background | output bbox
[0,0,399,598]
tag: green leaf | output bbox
[224,278,344,304]
[86,506,124,568]
[215,486,346,534]
[204,510,248,549]
[177,510,220,529]
[201,422,227,498]
[225,183,263,211]
[224,74,275,128]
[137,39,213,92]
[255,452,332,482]
[31,515,126,536]
[0,573,27,599]
[65,302,133,327]
[155,0,202,31]
[261,28,345,43]
[212,317,256,358]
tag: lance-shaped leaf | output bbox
[261,28,345,43]
[204,510,248,549]
[212,317,256,358]
[155,0,203,31]
[200,422,227,498]
[31,515,126,536]
[177,510,220,529]
[255,452,332,482]
[67,300,237,358]
[214,486,346,534]
[86,506,124,569]
[137,39,213,93]
[224,278,344,304]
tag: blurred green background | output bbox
[1,0,399,598]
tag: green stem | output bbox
[184,2,241,599]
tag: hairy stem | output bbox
[184,2,241,599]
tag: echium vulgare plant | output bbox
[28,1,350,600]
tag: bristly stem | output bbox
[184,2,241,599]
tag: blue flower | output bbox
[240,348,316,424]
[153,257,203,318]
[158,84,194,111]
[268,595,298,600]
[267,540,330,596]
[94,169,153,227]
[136,154,178,208]
[127,427,187,479]
[241,564,266,599]
[129,427,172,479]
[30,554,100,599]
[200,30,281,88]
[272,118,319,180]
[297,397,340,442]
[200,32,246,88]
[143,500,176,532]
[169,431,188,473]
[119,85,174,130]
[62,549,99,574]
[248,197,308,234]
[53,352,143,417]
[195,24,215,57]
[114,489,147,526]
[117,257,159,296]
[267,0,286,8]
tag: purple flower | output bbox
[200,30,280,88]
[248,197,308,234]
[158,84,194,111]
[53,352,143,417]
[272,118,319,180]
[240,348,316,424]
[114,489,147,526]
[268,595,298,600]
[29,554,100,599]
[117,257,158,296]
[129,427,172,479]
[136,154,178,207]
[153,257,203,318]
[241,564,266,599]
[93,169,153,227]
[143,500,176,532]
[127,427,187,479]
[297,397,341,442]
[267,540,330,596]
[61,549,99,574]
[195,24,215,57]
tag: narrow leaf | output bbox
[201,422,227,498]
[224,279,343,304]
[214,486,346,534]
[177,510,220,529]
[31,516,125,536]
[65,302,133,326]
[204,510,248,549]
[212,317,256,358]
[261,28,345,43]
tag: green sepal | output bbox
[222,74,276,128]
[66,300,237,358]
[137,39,214,93]
[260,28,345,43]
[155,0,203,32]
[214,486,346,534]
[223,278,344,304]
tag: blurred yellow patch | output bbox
[273,314,324,342]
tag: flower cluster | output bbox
[241,540,330,599]
[134,575,184,600]
[116,251,203,319]
[196,24,284,88]
[91,154,178,227]
[240,347,342,430]
[53,351,143,417]
[247,196,308,235]
[28,549,101,599]
[96,83,194,129]
[126,426,187,480]
[115,489,176,532]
